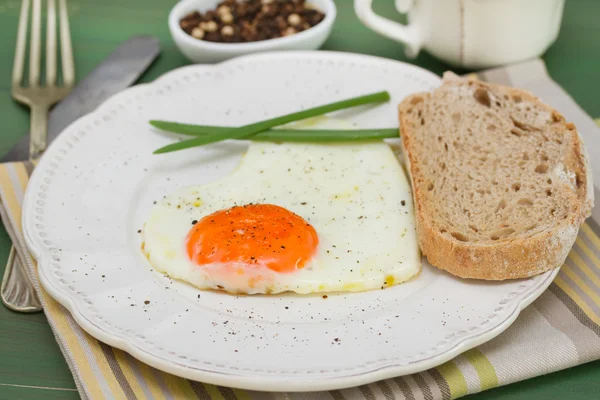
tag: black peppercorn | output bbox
[179,0,325,43]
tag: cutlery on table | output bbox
[1,0,74,313]
[0,1,161,312]
[2,35,161,163]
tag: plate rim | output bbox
[23,50,559,392]
[33,254,557,392]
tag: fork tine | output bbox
[12,0,30,87]
[58,0,74,87]
[46,0,57,86]
[29,0,42,87]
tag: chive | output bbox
[149,121,398,141]
[208,128,397,141]
[251,128,398,142]
[152,90,390,154]
[149,120,398,141]
[149,121,231,135]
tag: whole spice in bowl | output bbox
[179,0,326,43]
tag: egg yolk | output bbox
[186,204,319,273]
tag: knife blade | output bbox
[1,35,161,162]
[476,58,600,221]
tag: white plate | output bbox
[23,51,558,392]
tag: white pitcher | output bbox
[354,0,565,68]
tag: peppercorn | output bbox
[288,13,301,26]
[203,20,218,32]
[191,27,205,39]
[221,25,235,36]
[220,12,234,24]
[179,0,326,43]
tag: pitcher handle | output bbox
[354,0,422,58]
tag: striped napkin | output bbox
[0,121,599,399]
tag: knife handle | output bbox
[30,104,48,161]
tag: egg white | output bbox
[142,135,421,294]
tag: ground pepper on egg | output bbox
[179,0,326,43]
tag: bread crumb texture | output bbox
[399,72,593,280]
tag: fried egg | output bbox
[141,138,421,294]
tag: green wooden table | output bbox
[0,1,598,399]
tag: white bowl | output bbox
[169,0,337,64]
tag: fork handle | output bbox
[29,104,49,161]
[1,246,42,312]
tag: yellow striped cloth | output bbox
[1,122,599,399]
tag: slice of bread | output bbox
[398,72,594,280]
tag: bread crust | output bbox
[398,74,593,280]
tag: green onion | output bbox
[149,121,231,136]
[152,90,390,154]
[233,128,397,142]
[250,128,397,142]
[148,121,398,142]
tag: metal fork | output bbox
[1,0,74,312]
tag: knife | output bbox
[476,58,600,222]
[1,35,161,162]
